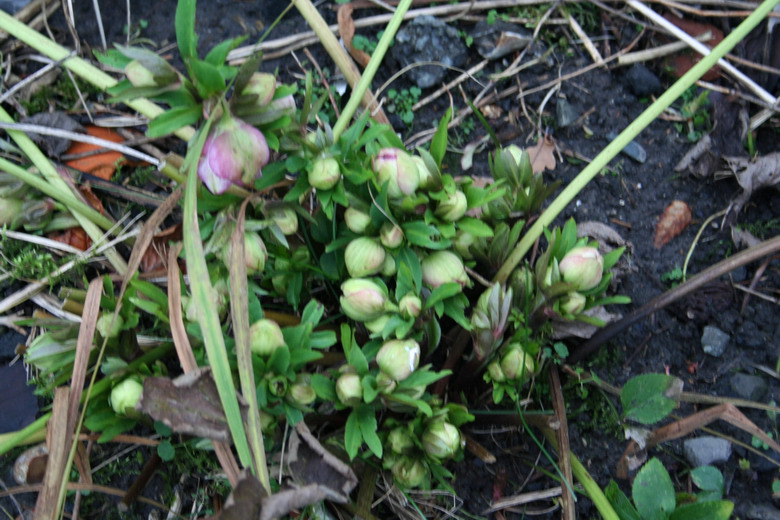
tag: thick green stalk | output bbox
[0,106,128,274]
[330,0,413,140]
[494,0,780,283]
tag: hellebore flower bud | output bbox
[505,144,525,165]
[249,319,286,356]
[381,254,397,277]
[336,372,363,406]
[500,347,536,381]
[240,72,276,106]
[376,339,420,382]
[268,206,298,235]
[412,156,436,190]
[376,371,397,394]
[373,148,420,198]
[388,427,415,455]
[399,293,422,319]
[308,157,341,190]
[392,457,427,488]
[559,246,604,291]
[222,232,267,275]
[365,314,391,335]
[487,361,506,382]
[268,375,288,397]
[197,115,270,194]
[345,237,386,278]
[287,375,316,406]
[422,421,461,460]
[421,251,469,289]
[340,279,390,322]
[96,314,124,339]
[345,207,371,234]
[435,191,468,222]
[0,197,23,226]
[453,231,476,260]
[110,378,143,416]
[379,222,404,249]
[560,292,586,315]
[124,60,157,87]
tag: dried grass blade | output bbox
[34,387,70,520]
[167,243,240,486]
[549,366,575,520]
[181,122,252,469]
[229,199,271,491]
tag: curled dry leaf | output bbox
[139,368,245,442]
[13,444,48,485]
[337,3,371,68]
[723,152,780,212]
[551,306,622,340]
[576,220,628,253]
[65,125,126,181]
[527,135,556,174]
[653,200,692,249]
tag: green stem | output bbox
[330,0,413,140]
[494,0,780,284]
[0,343,174,456]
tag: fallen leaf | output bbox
[48,227,90,251]
[663,13,723,80]
[527,135,556,174]
[654,200,692,248]
[551,306,622,340]
[21,112,84,157]
[65,125,126,181]
[337,3,371,68]
[140,224,183,273]
[138,368,244,441]
[723,152,780,212]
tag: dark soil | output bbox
[2,1,779,518]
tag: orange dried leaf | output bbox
[527,135,556,174]
[65,126,125,181]
[338,3,371,68]
[49,227,91,251]
[654,200,692,248]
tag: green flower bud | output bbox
[345,207,371,234]
[453,230,476,260]
[336,372,363,406]
[487,361,506,382]
[505,144,525,165]
[124,60,157,87]
[500,347,536,381]
[398,293,422,319]
[559,246,603,291]
[221,232,267,275]
[376,339,420,382]
[268,206,298,235]
[373,148,420,198]
[0,197,23,226]
[435,191,468,222]
[340,279,390,322]
[376,371,397,394]
[309,157,341,190]
[365,314,391,336]
[421,251,469,288]
[249,319,286,356]
[560,292,586,315]
[387,427,416,455]
[381,254,397,277]
[392,456,428,488]
[345,237,386,278]
[412,156,436,190]
[110,378,143,416]
[422,421,461,460]
[287,375,316,406]
[379,223,404,249]
[268,375,288,397]
[291,246,310,265]
[259,410,276,433]
[240,72,277,106]
[96,314,124,339]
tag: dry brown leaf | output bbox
[653,200,692,248]
[551,306,622,340]
[337,3,371,68]
[724,152,780,212]
[527,135,556,174]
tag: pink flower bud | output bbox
[197,115,270,194]
[421,251,469,288]
[380,222,404,249]
[340,279,390,322]
[372,148,420,198]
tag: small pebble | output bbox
[683,436,731,467]
[701,325,729,357]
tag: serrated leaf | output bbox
[621,374,682,425]
[632,458,675,520]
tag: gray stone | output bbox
[392,16,468,89]
[683,436,732,467]
[624,64,662,97]
[556,99,579,128]
[471,20,532,60]
[730,373,768,401]
[747,504,780,520]
[701,325,729,357]
[607,131,646,163]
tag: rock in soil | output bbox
[683,436,732,467]
[701,325,730,357]
[624,63,663,97]
[391,15,468,89]
[729,373,768,401]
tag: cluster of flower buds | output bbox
[556,246,604,317]
[486,343,537,384]
[197,114,270,194]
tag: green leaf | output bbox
[301,299,325,326]
[311,374,336,401]
[268,342,291,374]
[157,440,176,461]
[430,107,452,168]
[690,466,724,499]
[154,421,172,436]
[424,283,462,310]
[146,104,202,138]
[357,405,382,458]
[605,480,641,520]
[632,458,675,520]
[397,247,422,292]
[205,36,247,67]
[254,161,287,191]
[669,501,733,520]
[342,324,368,374]
[457,216,494,238]
[94,48,132,69]
[344,409,362,460]
[175,0,198,61]
[191,58,226,98]
[402,221,451,250]
[398,367,450,389]
[621,373,682,425]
